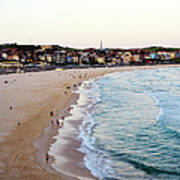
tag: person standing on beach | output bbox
[46,153,49,164]
[61,121,64,128]
[56,119,60,127]
[51,120,54,127]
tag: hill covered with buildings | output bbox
[0,43,180,74]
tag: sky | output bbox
[0,0,180,48]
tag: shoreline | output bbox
[47,79,98,180]
[0,64,180,180]
[33,71,106,180]
[33,92,82,179]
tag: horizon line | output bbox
[0,41,180,50]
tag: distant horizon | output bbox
[0,41,180,50]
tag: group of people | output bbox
[46,107,72,164]
[50,116,64,128]
[46,116,65,164]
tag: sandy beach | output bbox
[0,64,180,180]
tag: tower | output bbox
[100,40,103,50]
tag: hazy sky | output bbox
[0,0,180,48]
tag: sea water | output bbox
[77,67,180,180]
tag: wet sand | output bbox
[0,64,179,180]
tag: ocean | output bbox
[51,67,180,180]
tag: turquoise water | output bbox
[78,67,180,180]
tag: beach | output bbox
[0,64,180,180]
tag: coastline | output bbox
[0,64,180,180]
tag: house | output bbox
[1,52,7,59]
[169,52,176,59]
[38,55,46,61]
[111,57,120,65]
[46,55,52,63]
[7,54,19,61]
[72,56,79,63]
[96,56,105,64]
[121,52,132,64]
[80,53,90,64]
[41,45,52,51]
[143,53,151,64]
[133,54,141,64]
[66,56,73,64]
[175,51,180,58]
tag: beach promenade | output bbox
[0,65,179,180]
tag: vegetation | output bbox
[171,58,180,63]
[144,46,179,52]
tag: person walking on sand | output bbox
[56,119,60,127]
[61,121,64,127]
[51,120,54,127]
[46,153,49,164]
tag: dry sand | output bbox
[0,64,179,180]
